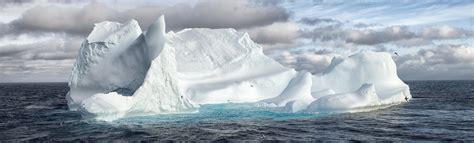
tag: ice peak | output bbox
[145,15,167,60]
[147,15,166,36]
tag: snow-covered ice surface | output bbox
[67,15,411,121]
[168,28,297,104]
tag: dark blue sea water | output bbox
[0,81,473,141]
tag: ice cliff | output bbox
[67,16,411,121]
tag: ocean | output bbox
[0,80,473,141]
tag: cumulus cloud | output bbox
[395,44,474,80]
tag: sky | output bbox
[0,0,473,82]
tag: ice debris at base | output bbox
[67,15,411,121]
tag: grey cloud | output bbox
[302,24,345,42]
[353,23,379,28]
[395,44,474,80]
[261,42,304,52]
[0,0,33,6]
[0,46,26,57]
[346,26,415,45]
[250,0,284,6]
[242,22,301,45]
[421,26,472,39]
[390,38,432,47]
[0,35,81,82]
[11,3,120,35]
[0,36,81,61]
[8,0,290,35]
[303,24,473,47]
[0,23,14,35]
[299,17,340,25]
[0,0,86,5]
[126,0,289,31]
[417,44,474,64]
[0,59,74,82]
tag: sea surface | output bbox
[0,80,473,141]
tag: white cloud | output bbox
[421,25,471,39]
[395,44,474,80]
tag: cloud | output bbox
[353,23,379,28]
[0,59,74,82]
[303,24,473,47]
[242,22,301,45]
[11,3,120,35]
[129,0,289,31]
[0,34,81,82]
[0,36,81,61]
[346,26,415,45]
[395,44,474,80]
[0,0,33,6]
[299,17,340,25]
[0,23,13,35]
[7,0,290,35]
[250,0,285,6]
[421,25,472,39]
[302,24,345,42]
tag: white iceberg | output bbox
[307,51,412,111]
[67,15,411,121]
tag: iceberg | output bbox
[68,16,198,121]
[67,15,411,121]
